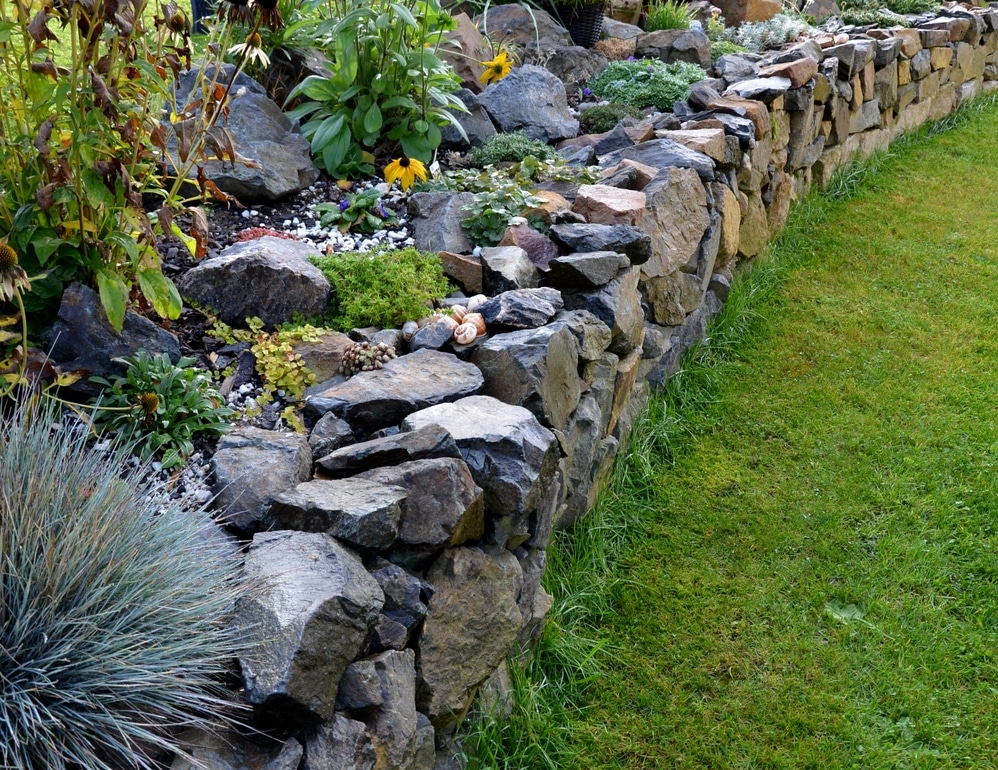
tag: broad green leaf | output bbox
[96,270,128,332]
[137,265,182,321]
[362,103,383,134]
[82,169,117,210]
[390,3,418,27]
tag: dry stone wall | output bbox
[175,10,998,768]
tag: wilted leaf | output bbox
[54,370,86,387]
[30,59,59,80]
[174,118,196,163]
[35,183,55,211]
[157,204,174,237]
[0,329,20,344]
[150,123,168,150]
[34,118,53,158]
[27,10,58,46]
[203,125,237,166]
[187,206,210,259]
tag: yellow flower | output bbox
[0,241,30,303]
[384,156,428,192]
[479,51,513,86]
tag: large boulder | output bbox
[407,192,475,254]
[305,349,484,435]
[477,5,573,52]
[712,0,782,26]
[47,283,181,397]
[634,28,711,70]
[174,64,318,202]
[478,65,579,142]
[178,237,330,328]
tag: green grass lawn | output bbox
[466,95,998,769]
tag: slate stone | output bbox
[211,427,313,533]
[309,413,355,459]
[170,729,303,770]
[409,320,457,352]
[593,124,637,157]
[598,138,716,182]
[48,283,181,397]
[639,166,711,279]
[478,4,573,52]
[562,266,643,356]
[471,323,581,431]
[497,224,560,270]
[546,251,628,288]
[634,28,711,69]
[478,65,579,142]
[478,287,564,330]
[480,246,540,293]
[417,548,523,730]
[541,45,609,99]
[316,423,461,477]
[236,531,384,722]
[365,650,421,769]
[371,562,432,634]
[548,222,652,265]
[401,396,559,522]
[356,458,485,548]
[305,349,484,434]
[407,192,475,254]
[302,715,376,770]
[440,89,498,150]
[267,478,407,550]
[714,52,765,82]
[178,237,330,329]
[373,615,410,652]
[335,660,384,713]
[551,309,613,362]
[688,80,723,110]
[173,64,318,202]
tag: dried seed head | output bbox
[0,243,18,271]
[138,393,160,415]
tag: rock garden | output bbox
[2,0,998,767]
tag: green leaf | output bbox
[381,95,418,111]
[390,2,418,27]
[82,169,117,210]
[362,103,383,134]
[312,114,346,151]
[96,270,128,332]
[137,265,182,321]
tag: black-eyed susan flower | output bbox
[0,241,30,303]
[384,156,428,192]
[479,50,513,86]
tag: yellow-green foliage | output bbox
[311,246,449,330]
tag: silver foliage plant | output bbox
[0,402,244,770]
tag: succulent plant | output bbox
[341,341,398,377]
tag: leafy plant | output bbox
[461,184,547,247]
[719,12,814,53]
[314,188,398,233]
[710,39,748,63]
[883,0,937,13]
[470,131,559,167]
[90,350,233,469]
[644,0,695,32]
[585,59,707,111]
[578,102,644,134]
[311,246,449,329]
[0,399,244,770]
[286,0,467,178]
[0,0,255,330]
[422,154,600,195]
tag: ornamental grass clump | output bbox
[0,401,245,770]
[585,59,707,111]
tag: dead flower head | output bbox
[0,241,31,303]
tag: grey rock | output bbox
[268,478,407,550]
[401,396,559,523]
[309,413,356,459]
[236,531,384,721]
[557,393,605,525]
[725,76,793,102]
[548,222,652,265]
[178,237,330,329]
[303,715,376,770]
[593,124,638,157]
[336,660,384,713]
[371,562,432,633]
[417,548,523,730]
[317,423,461,477]
[784,82,814,112]
[211,427,312,533]
[439,89,498,149]
[875,37,901,68]
[173,64,318,202]
[170,729,302,770]
[410,320,459,352]
[713,52,764,82]
[703,112,757,148]
[562,266,643,356]
[546,251,628,288]
[413,714,436,770]
[479,65,579,142]
[479,287,564,330]
[407,192,475,254]
[356,458,485,548]
[373,615,410,652]
[598,137,716,182]
[635,28,712,69]
[850,98,881,134]
[688,80,723,110]
[601,17,644,39]
[909,49,931,81]
[599,163,640,190]
[478,4,573,52]
[48,283,181,397]
[639,166,711,279]
[305,349,484,434]
[480,246,539,293]
[365,650,421,769]
[472,323,581,431]
[541,46,609,98]
[552,309,613,361]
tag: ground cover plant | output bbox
[585,59,706,111]
[0,400,244,770]
[463,93,998,767]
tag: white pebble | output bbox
[241,210,251,219]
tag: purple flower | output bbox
[627,55,635,61]
[338,199,349,212]
[377,203,388,218]
[583,87,592,96]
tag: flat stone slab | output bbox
[267,478,407,550]
[305,349,483,434]
[316,423,461,477]
[546,251,628,289]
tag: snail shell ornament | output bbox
[450,304,468,323]
[463,312,486,336]
[437,315,459,331]
[453,323,478,345]
[466,294,488,313]
[402,320,418,341]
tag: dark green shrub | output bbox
[578,103,645,134]
[0,401,244,770]
[585,59,707,111]
[884,0,937,12]
[470,131,559,167]
[311,246,450,329]
[90,350,234,470]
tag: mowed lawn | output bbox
[566,96,998,769]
